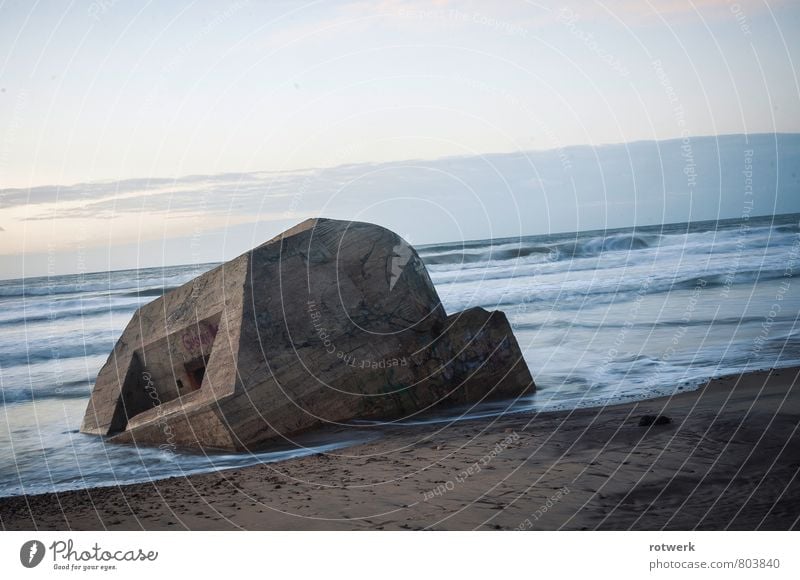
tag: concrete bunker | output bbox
[82,218,535,451]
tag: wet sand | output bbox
[1,367,798,530]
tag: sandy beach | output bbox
[1,367,798,531]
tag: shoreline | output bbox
[1,367,798,530]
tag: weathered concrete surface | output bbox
[80,218,535,451]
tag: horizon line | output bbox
[2,210,796,284]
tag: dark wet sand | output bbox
[1,367,798,530]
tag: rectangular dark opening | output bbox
[109,351,153,434]
[110,313,221,433]
[184,355,210,391]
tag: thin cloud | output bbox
[3,132,796,230]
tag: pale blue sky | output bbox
[1,0,799,278]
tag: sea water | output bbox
[1,213,798,496]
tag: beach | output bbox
[2,367,797,531]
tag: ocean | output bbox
[1,213,798,497]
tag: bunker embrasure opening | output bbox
[107,313,221,434]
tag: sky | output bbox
[0,0,799,278]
